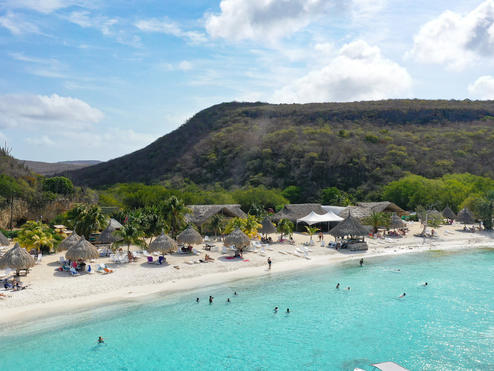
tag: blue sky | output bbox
[1,0,494,162]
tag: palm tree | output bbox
[114,222,146,252]
[304,225,320,243]
[363,212,389,233]
[207,214,225,238]
[68,204,108,238]
[160,196,191,238]
[15,221,55,254]
[276,218,294,240]
[141,206,165,244]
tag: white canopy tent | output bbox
[296,211,344,232]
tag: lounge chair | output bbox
[36,253,42,264]
[156,256,166,265]
[147,256,154,264]
[304,251,311,260]
[69,267,79,276]
[103,268,114,274]
[59,256,66,265]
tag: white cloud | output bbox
[135,18,206,43]
[1,0,86,14]
[273,40,412,103]
[178,61,193,71]
[409,0,494,69]
[67,11,117,36]
[0,94,103,129]
[351,0,387,19]
[26,135,55,146]
[468,75,494,99]
[205,0,330,42]
[0,11,40,35]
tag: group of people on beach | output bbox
[2,278,27,291]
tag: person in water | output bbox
[423,282,428,286]
[267,257,272,270]
[347,287,351,290]
[98,336,104,344]
[359,258,364,267]
[336,283,340,289]
[234,291,237,296]
[196,297,200,303]
[227,298,230,303]
[398,292,406,298]
[209,296,214,304]
[286,308,290,313]
[274,306,278,313]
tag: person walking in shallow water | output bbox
[267,257,272,270]
[359,258,364,267]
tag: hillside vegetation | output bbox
[66,100,494,200]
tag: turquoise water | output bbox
[1,249,493,371]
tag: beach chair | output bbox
[192,248,200,255]
[103,268,114,274]
[222,246,229,254]
[69,267,79,276]
[147,256,154,264]
[59,256,66,265]
[259,247,266,257]
[304,251,311,260]
[156,256,166,265]
[36,253,42,264]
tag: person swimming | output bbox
[234,291,237,296]
[209,296,214,304]
[98,336,104,344]
[423,282,428,286]
[286,308,290,313]
[196,297,200,303]
[347,287,351,290]
[336,283,340,289]
[398,292,406,298]
[274,306,278,313]
[227,298,230,303]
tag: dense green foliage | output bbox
[15,221,58,254]
[65,204,108,238]
[382,173,494,212]
[42,176,74,195]
[67,100,494,200]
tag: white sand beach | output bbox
[1,221,493,326]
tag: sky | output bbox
[1,0,494,162]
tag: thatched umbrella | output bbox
[389,213,405,229]
[96,225,122,245]
[109,218,123,229]
[456,208,475,225]
[224,228,250,249]
[442,206,456,220]
[176,227,203,245]
[65,237,99,262]
[58,232,80,251]
[0,231,9,247]
[259,217,276,235]
[0,243,35,275]
[329,216,369,239]
[148,232,178,254]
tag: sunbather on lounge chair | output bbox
[147,256,154,264]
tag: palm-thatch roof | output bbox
[389,213,405,229]
[108,218,123,229]
[272,204,326,223]
[456,208,476,224]
[329,216,369,238]
[0,243,35,272]
[0,231,9,246]
[442,206,456,220]
[177,227,203,245]
[224,228,250,249]
[148,232,178,254]
[58,232,81,250]
[96,225,122,245]
[259,217,276,234]
[339,202,407,219]
[65,237,99,261]
[186,205,247,226]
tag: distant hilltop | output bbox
[21,160,101,176]
[64,99,494,198]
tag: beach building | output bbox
[186,205,247,227]
[339,202,406,220]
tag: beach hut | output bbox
[456,208,475,225]
[148,232,178,254]
[58,232,80,251]
[0,231,9,247]
[0,243,35,275]
[176,227,203,246]
[389,213,405,229]
[96,225,122,245]
[65,237,99,262]
[108,218,123,230]
[328,216,369,251]
[224,228,250,249]
[259,217,276,236]
[442,206,456,220]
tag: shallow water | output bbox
[0,249,493,371]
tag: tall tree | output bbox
[114,222,146,252]
[276,219,294,240]
[67,204,108,239]
[16,221,55,254]
[160,196,190,238]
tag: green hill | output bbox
[65,100,494,199]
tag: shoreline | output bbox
[1,226,493,328]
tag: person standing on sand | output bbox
[267,257,272,270]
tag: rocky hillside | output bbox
[65,100,494,198]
